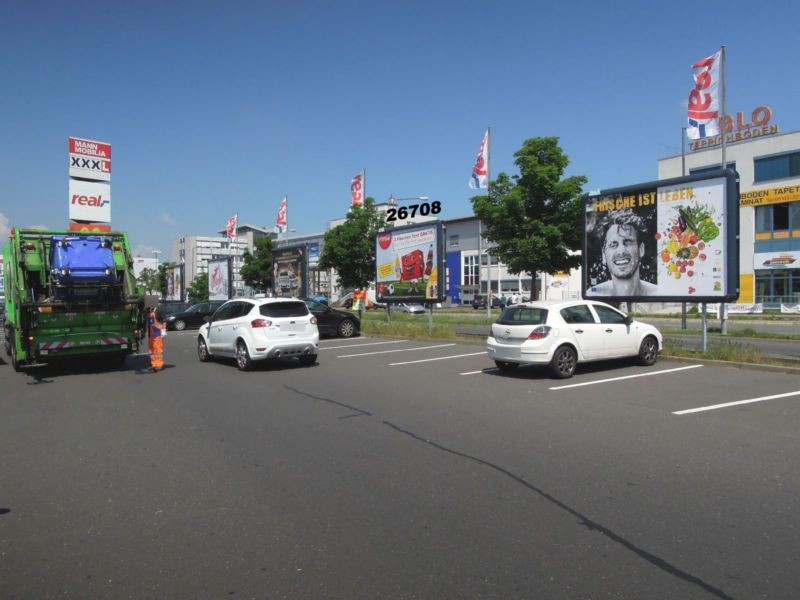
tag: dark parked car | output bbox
[304,297,360,338]
[156,302,193,320]
[165,301,225,331]
[471,294,503,309]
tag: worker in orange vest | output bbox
[146,307,166,372]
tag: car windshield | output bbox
[496,306,548,326]
[260,301,309,318]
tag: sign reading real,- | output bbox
[69,179,111,223]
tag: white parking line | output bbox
[673,390,800,415]
[337,344,456,358]
[390,352,486,366]
[321,340,407,350]
[549,364,703,390]
[460,368,499,375]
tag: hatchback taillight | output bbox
[251,318,272,328]
[528,326,552,340]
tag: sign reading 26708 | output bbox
[69,137,111,181]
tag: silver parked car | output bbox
[486,300,662,378]
[197,298,320,371]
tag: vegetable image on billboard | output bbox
[656,178,725,297]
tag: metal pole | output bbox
[701,302,708,352]
[681,126,688,330]
[719,46,729,336]
[486,252,491,321]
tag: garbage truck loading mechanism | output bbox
[2,228,146,371]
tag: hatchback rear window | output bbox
[259,301,309,318]
[496,307,548,325]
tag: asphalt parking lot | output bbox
[1,332,799,598]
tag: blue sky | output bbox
[1,0,798,259]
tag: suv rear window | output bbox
[259,301,309,318]
[497,307,548,325]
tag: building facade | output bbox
[659,128,800,306]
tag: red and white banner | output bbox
[351,171,365,206]
[275,197,287,232]
[687,50,721,140]
[69,180,111,223]
[226,214,238,240]
[469,130,489,189]
[69,137,111,181]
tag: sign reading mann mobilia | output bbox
[69,137,111,181]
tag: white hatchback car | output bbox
[486,300,662,378]
[197,298,320,371]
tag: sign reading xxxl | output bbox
[69,137,111,181]
[375,221,444,303]
[273,244,308,298]
[583,170,739,302]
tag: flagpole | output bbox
[720,45,727,171]
[285,195,289,246]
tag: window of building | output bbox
[754,151,800,182]
[755,202,800,234]
[449,234,459,247]
[463,255,479,288]
[689,162,736,176]
[755,270,800,304]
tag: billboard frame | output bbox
[272,243,309,298]
[582,169,739,303]
[207,257,232,301]
[375,221,445,304]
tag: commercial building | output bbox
[659,115,800,306]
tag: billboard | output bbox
[273,244,308,298]
[208,258,231,301]
[375,221,445,303]
[164,265,184,302]
[69,137,111,181]
[69,179,111,223]
[583,170,739,302]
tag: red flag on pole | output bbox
[351,171,365,206]
[275,196,287,232]
[226,214,238,240]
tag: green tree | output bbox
[318,197,386,291]
[136,267,160,294]
[239,237,275,293]
[187,272,209,304]
[157,264,168,297]
[471,137,587,297]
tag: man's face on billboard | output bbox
[603,224,643,280]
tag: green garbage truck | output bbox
[2,228,146,371]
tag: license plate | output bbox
[280,322,305,332]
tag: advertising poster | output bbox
[164,265,183,301]
[583,170,739,302]
[208,258,231,301]
[375,222,444,303]
[273,244,307,298]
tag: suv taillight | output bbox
[310,316,317,325]
[528,326,552,340]
[251,318,271,328]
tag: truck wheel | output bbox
[10,344,21,372]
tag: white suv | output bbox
[197,298,319,370]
